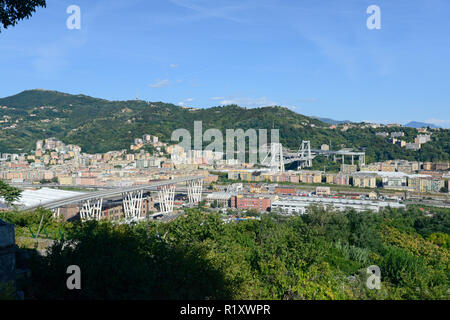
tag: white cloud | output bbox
[178,98,195,107]
[425,118,450,128]
[210,96,225,100]
[170,64,178,68]
[149,79,170,88]
[216,96,278,108]
[168,0,249,23]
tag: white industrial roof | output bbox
[359,171,432,178]
[6,187,86,209]
[206,192,233,200]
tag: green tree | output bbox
[0,0,46,32]
[0,180,22,207]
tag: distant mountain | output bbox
[0,89,327,153]
[0,90,448,162]
[405,121,439,129]
[312,117,352,125]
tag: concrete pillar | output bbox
[52,208,61,219]
[123,190,144,221]
[187,179,203,204]
[80,198,103,222]
[158,185,175,214]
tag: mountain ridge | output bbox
[0,90,448,163]
[405,121,440,129]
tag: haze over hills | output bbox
[405,121,440,129]
[313,118,443,129]
[0,90,448,163]
[311,117,352,125]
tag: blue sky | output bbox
[1,0,449,127]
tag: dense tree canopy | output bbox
[4,205,448,300]
[0,180,22,206]
[0,0,46,32]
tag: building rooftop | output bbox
[6,187,86,209]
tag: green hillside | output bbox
[0,89,448,162]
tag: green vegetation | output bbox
[0,0,46,33]
[1,208,69,240]
[0,90,448,162]
[3,205,448,300]
[0,180,22,207]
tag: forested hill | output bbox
[0,89,448,162]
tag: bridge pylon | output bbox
[299,140,312,168]
[260,143,285,173]
[80,198,103,222]
[122,189,144,221]
[158,185,175,214]
[52,208,61,219]
[187,178,203,204]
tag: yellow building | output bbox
[408,177,444,193]
[58,175,74,185]
[299,171,322,184]
[326,174,336,184]
[353,174,377,188]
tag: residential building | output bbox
[390,132,404,138]
[381,174,407,190]
[405,143,421,151]
[408,176,444,193]
[415,134,431,144]
[274,187,296,196]
[340,164,358,174]
[230,195,272,212]
[352,173,377,188]
[316,186,331,196]
[299,170,322,184]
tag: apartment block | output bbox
[230,195,272,212]
[299,171,322,184]
[415,134,431,144]
[340,164,358,174]
[274,187,296,196]
[408,177,444,193]
[352,174,377,188]
[382,175,407,190]
[405,143,421,151]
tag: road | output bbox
[20,176,204,211]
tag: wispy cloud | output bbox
[178,98,195,106]
[149,79,170,88]
[168,0,251,23]
[170,64,178,68]
[215,96,278,108]
[425,118,450,128]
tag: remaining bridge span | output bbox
[21,176,205,212]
